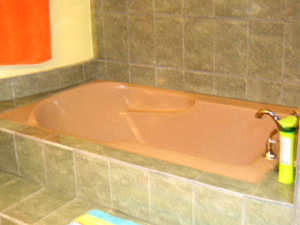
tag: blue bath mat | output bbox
[68,209,140,225]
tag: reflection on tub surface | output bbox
[0,80,294,183]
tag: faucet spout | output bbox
[255,109,281,130]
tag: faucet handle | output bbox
[291,110,300,118]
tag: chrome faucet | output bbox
[255,109,281,160]
[255,109,281,130]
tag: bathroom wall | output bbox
[0,0,93,79]
[90,0,300,108]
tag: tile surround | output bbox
[89,0,300,108]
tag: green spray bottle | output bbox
[278,115,299,185]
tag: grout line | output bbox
[242,197,246,225]
[12,134,21,176]
[1,187,46,213]
[41,142,48,186]
[0,214,28,225]
[73,151,79,197]
[33,198,77,225]
[192,183,195,225]
[108,161,114,209]
[212,19,216,94]
[82,64,86,81]
[148,171,151,223]
[0,177,19,188]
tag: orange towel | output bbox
[0,0,52,65]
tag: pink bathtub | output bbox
[0,80,294,183]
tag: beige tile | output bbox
[282,84,300,107]
[215,20,247,76]
[244,198,293,225]
[0,217,18,225]
[130,65,156,86]
[184,18,214,72]
[247,79,282,105]
[84,60,106,79]
[284,23,300,83]
[103,0,127,12]
[156,16,183,68]
[215,75,246,99]
[249,0,285,20]
[45,133,86,148]
[157,68,184,91]
[104,14,128,62]
[194,185,243,225]
[76,141,120,157]
[110,163,149,220]
[215,0,247,17]
[150,173,193,225]
[109,210,149,225]
[44,143,76,195]
[286,0,300,21]
[249,21,284,81]
[129,15,155,65]
[15,135,46,185]
[4,188,74,225]
[185,72,214,95]
[75,153,111,206]
[0,171,16,186]
[28,71,60,95]
[0,80,13,101]
[0,130,18,174]
[128,0,153,14]
[155,0,182,15]
[184,0,214,17]
[106,62,130,82]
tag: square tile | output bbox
[156,16,183,68]
[84,60,106,79]
[0,130,18,174]
[157,68,184,91]
[106,62,130,82]
[215,0,247,17]
[184,18,214,72]
[155,0,182,15]
[185,71,214,95]
[128,0,153,14]
[0,171,16,186]
[44,143,76,195]
[130,65,156,86]
[249,0,285,20]
[215,75,246,99]
[0,80,13,101]
[103,0,127,12]
[184,0,214,17]
[286,0,300,21]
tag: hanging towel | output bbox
[0,0,52,65]
[68,210,141,225]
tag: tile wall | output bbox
[0,119,296,224]
[90,0,300,108]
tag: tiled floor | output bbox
[0,171,149,225]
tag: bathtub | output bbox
[0,80,295,183]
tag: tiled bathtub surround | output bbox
[0,62,95,112]
[90,0,300,107]
[0,119,295,225]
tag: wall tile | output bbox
[247,79,282,105]
[129,15,155,65]
[77,142,120,157]
[84,60,106,79]
[29,71,60,95]
[249,0,286,20]
[103,0,127,13]
[194,185,243,225]
[130,65,156,86]
[104,14,128,62]
[128,0,153,14]
[0,130,18,174]
[3,188,74,225]
[113,151,158,168]
[244,198,293,225]
[0,171,16,186]
[0,217,17,225]
[157,68,184,90]
[12,76,29,98]
[185,71,214,95]
[75,153,111,206]
[45,133,86,149]
[0,178,42,211]
[286,0,300,21]
[215,0,247,17]
[0,80,13,101]
[249,21,284,81]
[156,16,183,68]
[150,173,193,225]
[284,23,300,83]
[109,210,148,225]
[184,0,214,17]
[44,143,76,195]
[59,65,84,88]
[154,0,182,15]
[215,20,247,76]
[215,75,246,99]
[106,62,130,82]
[282,84,300,107]
[91,3,105,59]
[15,135,46,185]
[0,100,15,112]
[184,18,214,72]
[110,163,149,220]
